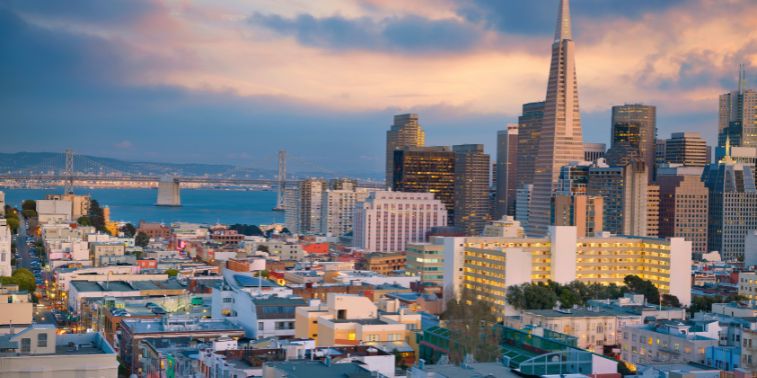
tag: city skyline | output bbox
[2,0,756,174]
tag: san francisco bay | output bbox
[1,188,282,225]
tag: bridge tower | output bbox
[64,149,75,194]
[273,150,287,211]
[156,176,181,207]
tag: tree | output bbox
[661,294,681,308]
[165,269,179,277]
[135,232,150,248]
[624,275,661,304]
[77,216,91,226]
[442,288,500,364]
[21,200,36,212]
[229,224,264,236]
[121,223,136,237]
[21,209,37,219]
[88,199,107,233]
[5,217,19,234]
[0,268,36,293]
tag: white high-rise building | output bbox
[320,188,373,237]
[0,219,12,276]
[353,191,447,253]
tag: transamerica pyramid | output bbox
[528,0,585,236]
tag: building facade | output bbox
[657,166,709,255]
[665,132,709,167]
[320,188,372,237]
[393,146,455,222]
[386,113,426,188]
[719,65,757,149]
[606,104,657,182]
[453,144,491,235]
[584,143,606,162]
[353,191,447,253]
[496,125,519,218]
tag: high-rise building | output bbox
[583,143,606,162]
[329,178,358,191]
[299,178,328,234]
[283,187,300,234]
[530,0,585,236]
[621,161,649,237]
[496,125,519,218]
[585,162,649,236]
[515,184,533,228]
[393,146,455,221]
[453,144,491,235]
[665,132,708,167]
[646,184,660,238]
[586,165,624,235]
[386,114,425,188]
[320,188,373,237]
[516,102,545,190]
[719,65,757,149]
[606,104,657,182]
[703,158,757,260]
[657,165,709,255]
[352,191,447,252]
[551,194,603,237]
[655,139,667,168]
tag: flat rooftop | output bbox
[265,360,373,378]
[122,318,244,334]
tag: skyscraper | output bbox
[496,125,519,218]
[529,0,585,235]
[719,65,757,149]
[453,144,491,235]
[516,101,545,190]
[583,143,606,162]
[665,132,709,167]
[703,158,757,261]
[606,104,657,182]
[393,146,456,222]
[299,178,328,234]
[657,165,709,255]
[386,114,425,188]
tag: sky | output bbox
[1,0,756,177]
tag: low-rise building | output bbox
[0,285,33,334]
[0,324,118,377]
[621,320,720,365]
[359,252,406,275]
[405,241,444,288]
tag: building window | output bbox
[223,297,234,303]
[37,333,47,348]
[21,338,31,353]
[258,322,264,331]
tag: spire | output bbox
[738,63,746,95]
[554,0,573,43]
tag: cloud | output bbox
[3,0,158,25]
[114,140,133,149]
[248,13,484,53]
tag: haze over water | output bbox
[1,188,282,226]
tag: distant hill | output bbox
[0,152,277,179]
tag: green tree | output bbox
[21,200,36,212]
[165,269,179,277]
[661,294,681,308]
[0,268,36,293]
[120,223,136,237]
[442,288,500,364]
[624,275,661,304]
[135,232,150,248]
[5,217,19,234]
[88,199,107,233]
[21,209,37,219]
[77,216,92,226]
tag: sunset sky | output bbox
[2,0,756,176]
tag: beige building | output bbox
[90,243,125,266]
[0,324,118,377]
[551,194,603,237]
[665,132,709,167]
[295,294,420,350]
[0,285,33,334]
[46,194,91,220]
[647,184,659,237]
[741,324,757,369]
[738,272,757,302]
[320,188,372,237]
[0,219,11,277]
[36,199,73,224]
[405,241,445,287]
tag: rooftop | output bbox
[122,318,244,335]
[265,360,373,378]
[233,274,279,288]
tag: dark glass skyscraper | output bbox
[606,104,656,182]
[393,146,455,222]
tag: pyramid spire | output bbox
[554,0,573,43]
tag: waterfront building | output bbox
[606,104,657,182]
[283,186,300,234]
[657,165,709,255]
[516,102,545,191]
[45,193,91,220]
[0,219,11,276]
[393,146,455,222]
[453,144,491,235]
[665,132,709,167]
[719,65,757,149]
[320,187,372,237]
[36,199,73,223]
[496,125,519,218]
[298,178,328,234]
[353,191,447,253]
[386,113,426,188]
[0,325,118,377]
[442,226,692,316]
[583,142,606,162]
[703,158,757,260]
[529,0,586,236]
